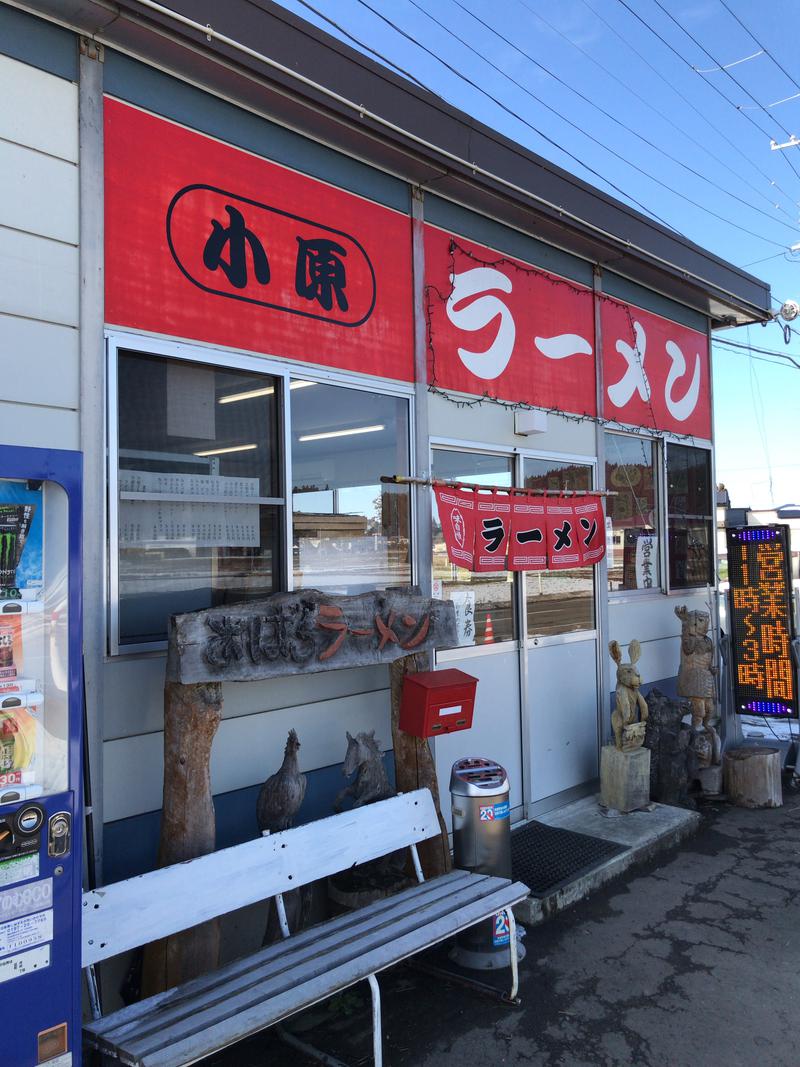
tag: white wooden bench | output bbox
[82,788,529,1067]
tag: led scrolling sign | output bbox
[726,525,798,719]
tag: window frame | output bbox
[520,448,599,645]
[604,429,665,599]
[106,331,415,656]
[665,440,714,593]
[430,438,521,660]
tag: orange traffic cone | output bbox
[483,612,495,644]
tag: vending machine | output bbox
[0,446,82,1067]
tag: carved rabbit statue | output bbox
[609,639,649,751]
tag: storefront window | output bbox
[523,458,595,636]
[291,382,411,594]
[605,433,660,592]
[666,444,713,589]
[431,449,516,647]
[115,351,283,647]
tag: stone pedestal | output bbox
[600,744,651,813]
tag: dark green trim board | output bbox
[603,272,708,333]
[104,50,411,215]
[425,194,593,288]
[0,4,77,81]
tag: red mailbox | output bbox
[399,669,478,738]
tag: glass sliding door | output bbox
[523,457,596,638]
[430,446,523,827]
[431,448,517,647]
[523,455,600,806]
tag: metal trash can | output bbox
[449,756,525,970]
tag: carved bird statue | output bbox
[256,729,307,834]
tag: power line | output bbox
[440,0,800,240]
[714,334,800,368]
[693,48,763,74]
[747,325,775,501]
[516,0,798,226]
[741,252,794,268]
[288,0,797,251]
[615,0,800,190]
[369,0,793,250]
[718,1,800,100]
[284,0,429,89]
[350,0,678,227]
[578,0,800,214]
[645,0,800,186]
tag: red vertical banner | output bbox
[574,497,606,565]
[433,486,477,569]
[545,497,581,569]
[508,498,547,571]
[474,492,512,572]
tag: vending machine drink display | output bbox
[0,446,82,1067]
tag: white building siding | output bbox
[0,54,78,450]
[608,589,712,688]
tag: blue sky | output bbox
[276,0,800,509]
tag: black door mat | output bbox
[511,821,629,898]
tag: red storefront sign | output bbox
[601,297,711,439]
[424,227,597,415]
[104,99,414,380]
[424,227,712,439]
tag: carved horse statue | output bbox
[335,730,392,811]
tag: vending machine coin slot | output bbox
[16,802,44,836]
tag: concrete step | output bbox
[513,795,700,926]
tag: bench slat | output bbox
[94,879,529,1067]
[86,869,479,1039]
[91,872,504,1050]
[83,789,439,967]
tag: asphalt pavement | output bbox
[209,787,800,1067]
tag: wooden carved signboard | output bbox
[167,588,457,683]
[146,588,456,996]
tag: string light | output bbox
[425,238,698,445]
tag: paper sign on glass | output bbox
[508,498,547,571]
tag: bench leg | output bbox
[504,908,520,1004]
[275,977,382,1067]
[274,1024,349,1067]
[367,973,382,1067]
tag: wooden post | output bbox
[141,679,223,996]
[724,746,783,809]
[390,654,452,878]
